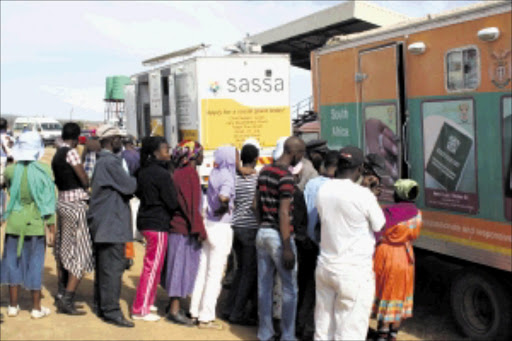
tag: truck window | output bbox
[41,123,62,130]
[446,46,480,91]
[14,123,33,131]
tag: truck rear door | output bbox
[358,43,406,201]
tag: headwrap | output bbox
[209,146,237,214]
[212,146,237,180]
[172,140,203,168]
[394,179,419,201]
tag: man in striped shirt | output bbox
[254,136,305,341]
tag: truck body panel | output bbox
[126,54,291,183]
[311,1,512,272]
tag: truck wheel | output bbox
[450,269,511,340]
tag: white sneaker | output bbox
[31,306,51,319]
[7,305,20,317]
[132,313,160,322]
[150,305,158,313]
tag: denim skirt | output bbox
[1,235,46,290]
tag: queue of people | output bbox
[0,120,423,341]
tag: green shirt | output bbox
[4,162,56,237]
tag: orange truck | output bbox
[311,1,511,339]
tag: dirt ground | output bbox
[0,147,469,340]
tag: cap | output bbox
[272,136,289,160]
[96,124,124,140]
[365,153,388,179]
[338,146,364,169]
[306,139,328,154]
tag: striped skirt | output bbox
[55,200,94,278]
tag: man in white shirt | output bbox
[314,146,386,341]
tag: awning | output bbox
[248,1,409,69]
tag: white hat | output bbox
[96,124,124,140]
[12,131,45,162]
[272,136,289,160]
[243,138,261,151]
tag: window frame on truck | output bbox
[444,45,481,93]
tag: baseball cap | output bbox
[365,153,388,179]
[96,124,124,140]
[338,146,365,169]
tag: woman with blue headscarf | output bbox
[189,146,237,330]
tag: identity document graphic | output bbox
[422,99,478,214]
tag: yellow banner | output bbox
[201,99,290,150]
[180,129,199,142]
[150,118,164,136]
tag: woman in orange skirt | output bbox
[372,179,422,341]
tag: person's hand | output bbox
[214,205,229,217]
[365,118,399,181]
[46,224,56,247]
[282,246,295,270]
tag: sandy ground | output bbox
[0,147,469,340]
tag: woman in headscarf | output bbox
[0,131,56,319]
[189,145,237,330]
[372,179,422,341]
[163,140,207,326]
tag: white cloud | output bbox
[1,0,485,121]
[40,85,105,114]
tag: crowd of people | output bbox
[0,117,423,341]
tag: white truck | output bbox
[13,117,63,145]
[125,54,291,183]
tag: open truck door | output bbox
[358,43,407,201]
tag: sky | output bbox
[1,0,483,121]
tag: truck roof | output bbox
[316,0,511,55]
[131,53,291,78]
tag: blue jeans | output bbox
[0,188,6,222]
[256,228,298,341]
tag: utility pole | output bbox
[70,107,74,121]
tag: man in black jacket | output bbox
[88,124,137,328]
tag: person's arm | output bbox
[279,197,295,270]
[251,188,261,225]
[279,173,296,269]
[366,191,386,232]
[159,172,179,213]
[106,158,137,196]
[215,195,230,216]
[66,149,89,189]
[177,169,207,241]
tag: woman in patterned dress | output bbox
[372,179,422,341]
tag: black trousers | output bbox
[93,243,126,320]
[296,239,319,340]
[223,228,258,321]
